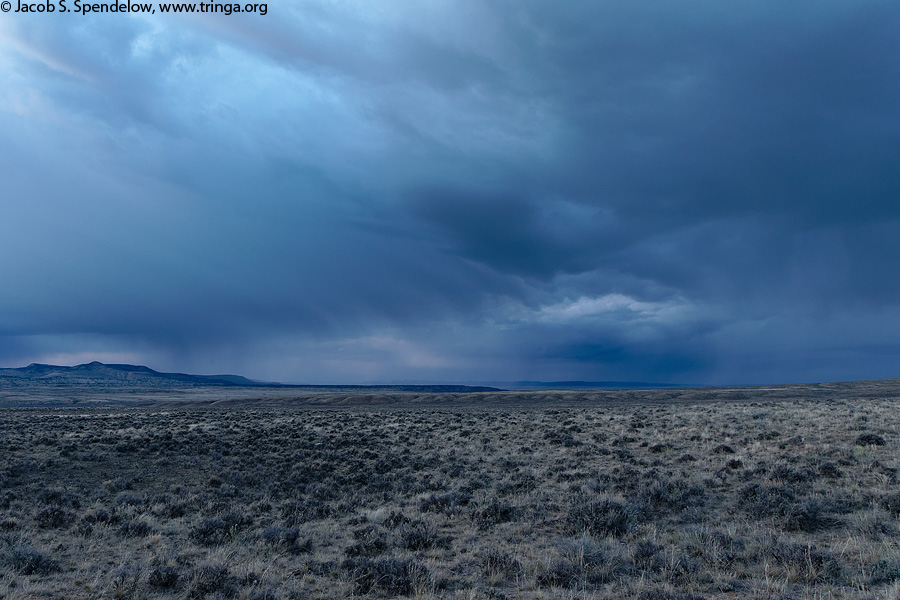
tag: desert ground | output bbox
[1,383,900,599]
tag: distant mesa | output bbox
[0,361,267,388]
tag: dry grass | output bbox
[1,388,899,599]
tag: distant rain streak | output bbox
[10,0,267,15]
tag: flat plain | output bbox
[2,381,900,599]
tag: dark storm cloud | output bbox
[1,1,899,383]
[407,188,624,280]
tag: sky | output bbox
[1,1,900,385]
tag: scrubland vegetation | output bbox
[1,390,899,599]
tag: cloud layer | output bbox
[2,1,900,383]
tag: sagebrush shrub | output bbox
[536,559,580,588]
[35,506,75,529]
[481,549,521,578]
[119,519,154,537]
[472,499,517,530]
[783,499,842,532]
[419,490,471,515]
[147,565,180,589]
[190,517,232,546]
[342,557,428,595]
[568,498,636,537]
[855,433,886,446]
[345,525,388,557]
[770,542,843,584]
[400,519,440,550]
[5,544,57,575]
[189,563,234,596]
[738,483,795,518]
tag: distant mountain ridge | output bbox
[0,361,266,388]
[0,361,502,392]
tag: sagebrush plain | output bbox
[1,382,900,599]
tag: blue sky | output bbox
[2,1,900,384]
